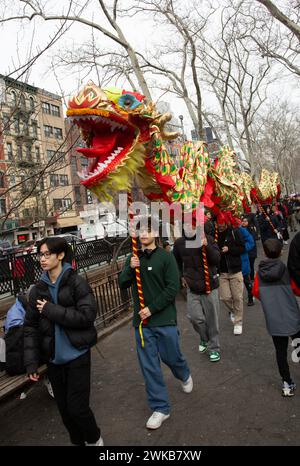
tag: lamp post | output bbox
[178,115,185,140]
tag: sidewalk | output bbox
[0,240,299,446]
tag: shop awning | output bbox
[56,216,84,228]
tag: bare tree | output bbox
[197,5,273,174]
[122,0,216,139]
[0,0,152,99]
[235,0,300,78]
[253,100,300,193]
[256,0,300,41]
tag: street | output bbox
[0,240,299,446]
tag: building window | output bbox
[62,198,72,210]
[6,143,13,161]
[53,199,62,211]
[26,145,32,161]
[32,121,38,137]
[54,127,63,139]
[35,146,40,162]
[3,114,10,133]
[14,118,20,134]
[87,191,93,204]
[0,199,6,214]
[57,151,65,162]
[0,172,5,188]
[29,97,35,111]
[23,208,30,218]
[59,175,68,186]
[42,102,51,114]
[44,125,53,138]
[74,186,81,206]
[22,120,29,136]
[50,174,59,187]
[54,198,72,211]
[11,91,17,106]
[51,104,60,117]
[20,94,26,110]
[39,179,45,191]
[17,145,23,160]
[10,175,16,186]
[81,157,88,168]
[46,149,55,160]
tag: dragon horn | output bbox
[155,112,179,140]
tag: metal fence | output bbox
[91,270,133,331]
[0,236,132,297]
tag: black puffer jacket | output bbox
[24,269,97,374]
[217,227,245,274]
[173,235,220,294]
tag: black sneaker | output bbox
[247,299,255,306]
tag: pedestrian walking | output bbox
[173,222,221,362]
[252,239,300,397]
[257,205,280,244]
[216,213,245,335]
[119,216,192,430]
[288,231,300,296]
[24,237,103,446]
[237,220,255,306]
[241,216,257,281]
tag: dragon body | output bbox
[67,83,280,217]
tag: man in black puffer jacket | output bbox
[24,237,103,446]
[173,222,221,362]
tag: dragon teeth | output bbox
[81,146,125,180]
[71,114,127,131]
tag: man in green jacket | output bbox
[119,216,192,430]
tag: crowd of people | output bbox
[2,195,300,446]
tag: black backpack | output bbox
[4,294,27,376]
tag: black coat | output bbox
[24,269,97,374]
[173,235,220,294]
[217,227,245,274]
[288,231,300,289]
[258,213,279,243]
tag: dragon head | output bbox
[67,82,169,200]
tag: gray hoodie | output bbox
[258,258,300,336]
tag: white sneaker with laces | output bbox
[181,375,193,393]
[233,324,243,335]
[146,411,170,430]
[86,436,104,446]
[282,381,296,397]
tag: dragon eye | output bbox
[118,93,142,110]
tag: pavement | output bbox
[0,236,300,446]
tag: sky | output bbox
[0,0,198,135]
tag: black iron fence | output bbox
[91,271,133,331]
[0,236,132,297]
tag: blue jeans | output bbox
[135,326,190,414]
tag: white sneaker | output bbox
[181,375,193,393]
[146,411,170,430]
[233,324,243,335]
[86,436,104,446]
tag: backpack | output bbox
[4,294,27,375]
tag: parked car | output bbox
[53,234,83,243]
[0,240,23,256]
